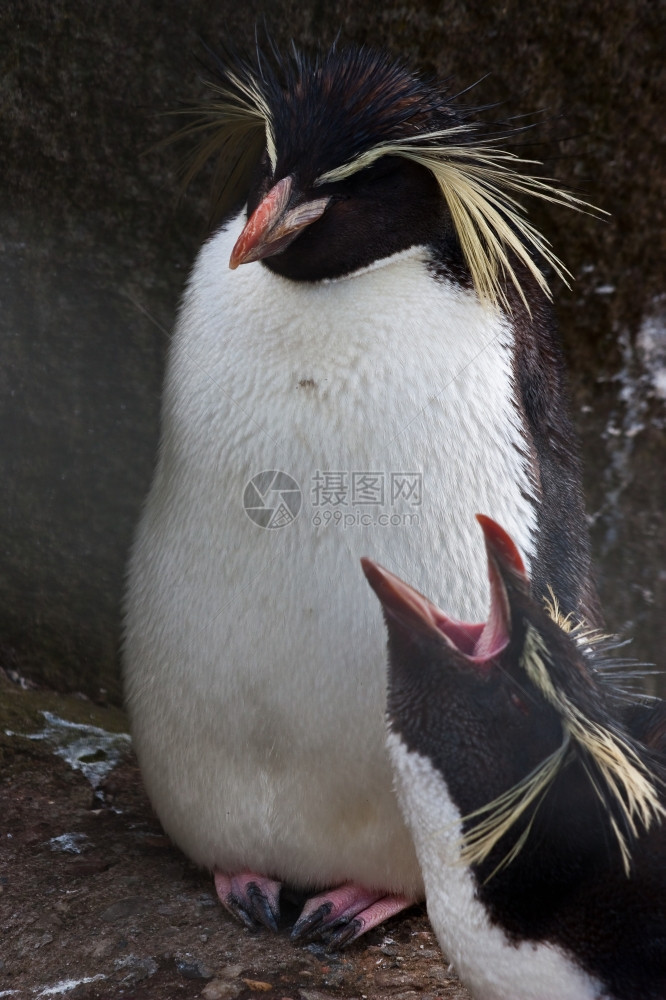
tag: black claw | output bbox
[321,917,363,951]
[226,893,260,932]
[245,882,280,933]
[291,901,333,940]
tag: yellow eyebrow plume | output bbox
[318,127,605,313]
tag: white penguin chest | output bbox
[158,213,537,624]
[124,214,538,885]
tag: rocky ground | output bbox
[0,675,469,1000]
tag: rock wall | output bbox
[1,1,664,701]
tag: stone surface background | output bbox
[1,681,467,998]
[2,1,665,703]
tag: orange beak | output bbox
[229,175,331,269]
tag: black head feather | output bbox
[173,41,461,219]
[254,45,456,185]
[169,38,602,306]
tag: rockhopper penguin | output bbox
[364,516,666,998]
[124,42,599,945]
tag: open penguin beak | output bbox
[360,557,484,649]
[362,515,529,664]
[229,175,332,269]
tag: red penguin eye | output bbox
[510,691,530,716]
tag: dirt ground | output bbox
[0,675,469,1000]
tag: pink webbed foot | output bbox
[214,870,282,933]
[291,883,415,949]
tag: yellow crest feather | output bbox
[458,737,571,881]
[317,127,604,312]
[543,586,610,648]
[164,73,275,221]
[454,616,664,879]
[520,624,666,876]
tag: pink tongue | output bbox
[432,610,507,663]
[360,532,511,666]
[470,600,508,660]
[432,551,510,663]
[470,545,510,660]
[431,614,484,655]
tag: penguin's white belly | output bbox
[386,733,605,1000]
[124,213,537,894]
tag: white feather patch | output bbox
[387,731,605,1000]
